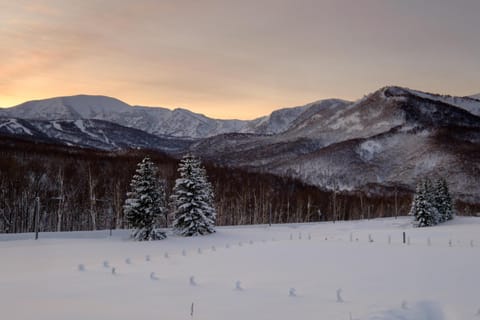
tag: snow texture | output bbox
[0,94,339,138]
[0,119,33,135]
[1,216,479,320]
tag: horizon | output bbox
[0,92,351,121]
[1,84,479,120]
[1,1,480,119]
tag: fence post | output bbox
[34,196,40,240]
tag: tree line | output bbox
[0,137,477,234]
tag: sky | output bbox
[1,0,479,119]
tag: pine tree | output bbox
[410,178,436,227]
[424,178,440,225]
[439,178,454,221]
[171,155,216,236]
[433,178,446,223]
[123,157,167,241]
[408,183,420,217]
[411,177,455,227]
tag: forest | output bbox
[0,136,476,234]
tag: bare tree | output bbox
[88,166,98,230]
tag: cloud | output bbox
[0,4,107,94]
[1,0,480,117]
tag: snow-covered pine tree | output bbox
[439,177,454,221]
[197,163,216,226]
[424,178,440,225]
[123,156,167,241]
[410,178,436,227]
[408,182,421,217]
[433,178,446,223]
[171,154,216,236]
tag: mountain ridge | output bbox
[3,86,479,135]
[470,93,480,100]
[1,86,479,203]
[188,86,480,202]
[2,94,327,138]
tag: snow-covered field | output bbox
[1,217,479,320]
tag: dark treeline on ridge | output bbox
[0,137,477,234]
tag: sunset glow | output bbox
[1,0,479,119]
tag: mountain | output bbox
[1,95,132,119]
[470,93,480,100]
[1,95,333,138]
[2,86,480,204]
[0,118,193,152]
[190,86,480,202]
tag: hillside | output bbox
[0,117,193,153]
[191,87,480,203]
[1,95,328,139]
[470,93,480,100]
[1,86,480,205]
[3,137,413,233]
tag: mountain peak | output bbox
[2,86,479,138]
[470,93,480,100]
[4,94,132,120]
[373,86,480,117]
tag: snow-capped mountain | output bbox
[191,86,480,163]
[190,86,480,202]
[1,95,133,120]
[1,95,327,138]
[0,118,193,152]
[2,86,479,202]
[470,93,480,100]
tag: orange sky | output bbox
[1,0,479,119]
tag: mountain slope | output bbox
[390,87,480,117]
[2,95,132,120]
[1,95,339,138]
[2,86,480,203]
[470,93,480,100]
[0,118,193,152]
[190,86,480,202]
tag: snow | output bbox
[52,121,63,131]
[414,152,443,173]
[1,95,132,120]
[1,95,328,138]
[400,88,480,117]
[1,216,479,320]
[0,119,33,135]
[73,119,101,140]
[357,140,383,161]
[60,95,133,118]
[329,111,362,130]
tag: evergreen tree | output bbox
[171,155,216,236]
[123,157,167,241]
[408,183,420,217]
[424,178,440,225]
[411,177,455,227]
[433,178,446,223]
[438,178,454,221]
[410,178,436,227]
